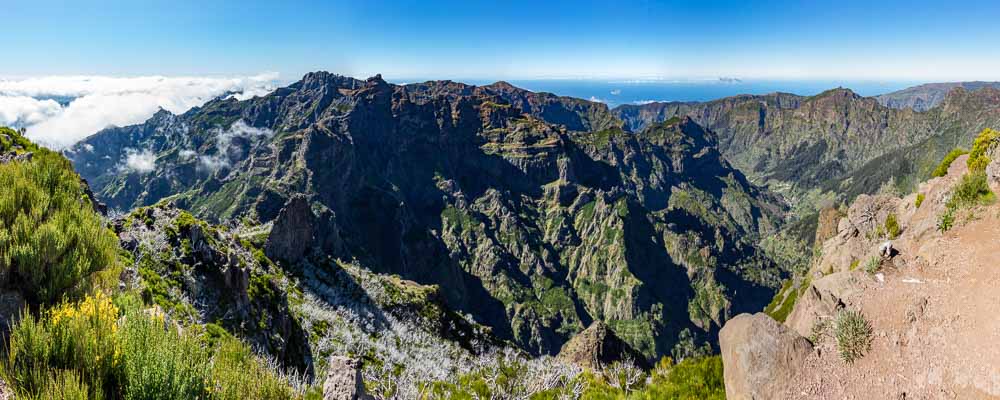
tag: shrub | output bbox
[2,293,303,399]
[915,193,925,208]
[884,214,900,239]
[834,309,873,364]
[0,134,120,305]
[931,148,967,177]
[967,128,1000,173]
[863,256,881,274]
[937,208,955,232]
[947,171,995,209]
[3,293,121,398]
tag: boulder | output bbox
[557,321,650,370]
[323,356,369,400]
[720,313,813,400]
[785,271,865,338]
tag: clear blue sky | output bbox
[6,0,1000,81]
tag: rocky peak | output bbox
[557,321,650,370]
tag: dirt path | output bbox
[781,208,1000,399]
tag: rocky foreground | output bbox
[721,151,1000,399]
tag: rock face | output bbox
[323,357,368,400]
[115,204,313,375]
[556,321,650,370]
[784,271,866,338]
[265,195,316,263]
[69,72,789,361]
[719,313,812,400]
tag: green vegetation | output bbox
[937,208,955,232]
[915,193,925,208]
[938,171,994,232]
[0,128,306,399]
[763,279,798,323]
[967,128,999,173]
[931,148,967,177]
[884,214,900,239]
[0,127,120,305]
[948,171,995,209]
[833,309,873,364]
[934,129,999,232]
[863,256,881,274]
[424,355,725,400]
[3,293,301,399]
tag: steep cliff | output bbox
[67,73,788,361]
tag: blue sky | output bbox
[6,0,1000,81]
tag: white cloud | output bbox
[0,96,61,126]
[610,89,621,95]
[0,73,281,149]
[632,100,663,105]
[198,120,274,173]
[588,96,606,103]
[178,149,197,160]
[198,155,230,173]
[121,148,156,173]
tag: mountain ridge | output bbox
[66,72,789,362]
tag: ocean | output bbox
[401,79,920,108]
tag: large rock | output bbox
[323,356,369,400]
[557,321,650,370]
[720,313,813,400]
[265,195,316,263]
[785,271,865,338]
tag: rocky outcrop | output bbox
[264,195,316,263]
[323,357,369,400]
[556,321,650,370]
[719,313,812,400]
[784,271,866,338]
[115,204,313,376]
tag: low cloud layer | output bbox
[197,120,274,173]
[121,148,157,173]
[0,74,280,149]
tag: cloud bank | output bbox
[197,120,274,173]
[0,73,280,149]
[121,148,157,173]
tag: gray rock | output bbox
[720,313,813,400]
[323,356,369,400]
[265,195,316,263]
[0,290,25,339]
[785,271,865,338]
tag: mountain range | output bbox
[66,72,789,362]
[58,73,1000,391]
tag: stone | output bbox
[880,241,895,258]
[719,313,813,400]
[785,271,865,338]
[265,195,316,263]
[323,356,369,400]
[556,320,650,370]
